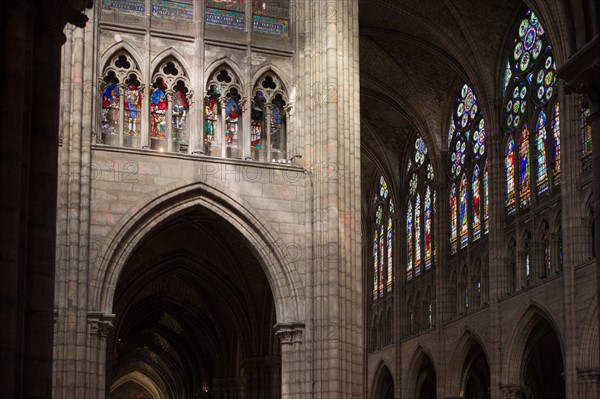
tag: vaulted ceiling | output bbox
[358,0,565,211]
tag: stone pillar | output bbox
[0,2,89,399]
[295,0,362,397]
[487,130,506,399]
[86,312,114,399]
[577,369,600,399]
[558,34,600,398]
[275,323,305,399]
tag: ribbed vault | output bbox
[109,209,280,398]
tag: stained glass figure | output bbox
[150,87,167,139]
[225,97,240,148]
[204,85,219,153]
[552,101,561,184]
[484,161,489,234]
[270,101,285,157]
[506,137,516,213]
[415,194,422,275]
[459,174,468,248]
[472,165,481,241]
[407,201,413,279]
[379,224,385,297]
[424,186,432,269]
[172,90,189,144]
[251,90,265,150]
[387,218,393,291]
[519,125,531,207]
[373,231,378,300]
[450,183,458,254]
[101,83,120,137]
[124,84,142,136]
[536,111,548,195]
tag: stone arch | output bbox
[151,47,193,82]
[91,180,305,325]
[111,370,167,399]
[503,303,564,384]
[100,41,145,73]
[447,329,491,396]
[205,58,245,90]
[371,361,394,399]
[252,65,291,94]
[405,346,437,399]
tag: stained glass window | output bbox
[424,186,432,269]
[379,224,385,296]
[373,177,394,299]
[552,101,561,184]
[415,194,422,276]
[101,82,120,137]
[450,183,458,254]
[123,78,143,140]
[406,134,433,280]
[506,137,516,214]
[448,83,488,252]
[519,125,531,207]
[205,68,244,158]
[407,201,413,280]
[502,8,560,212]
[387,217,393,291]
[472,165,481,241]
[150,83,167,142]
[536,111,548,195]
[204,84,219,154]
[581,96,592,170]
[100,52,143,148]
[483,161,489,234]
[251,75,289,161]
[373,231,378,300]
[459,175,468,248]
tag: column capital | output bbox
[500,384,522,399]
[577,368,600,383]
[274,322,305,345]
[87,311,115,337]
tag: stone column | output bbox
[295,0,362,397]
[0,1,89,398]
[275,323,305,399]
[86,312,114,399]
[487,130,506,399]
[577,369,600,399]
[558,34,600,398]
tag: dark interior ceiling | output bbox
[359,0,524,210]
[111,209,278,398]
